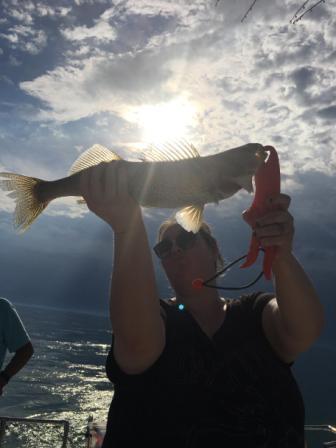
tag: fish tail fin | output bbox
[69,144,123,204]
[0,173,49,233]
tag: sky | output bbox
[0,0,335,331]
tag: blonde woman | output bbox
[80,161,324,448]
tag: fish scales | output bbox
[37,157,227,208]
[126,150,258,208]
[127,158,221,207]
[0,142,267,233]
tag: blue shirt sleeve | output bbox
[2,299,30,353]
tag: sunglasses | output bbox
[153,229,200,260]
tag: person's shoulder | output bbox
[224,292,276,337]
[0,297,13,310]
[234,291,275,305]
[159,298,176,318]
[160,298,178,310]
[227,292,259,308]
[0,298,15,326]
[228,291,276,318]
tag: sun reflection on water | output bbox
[0,305,113,447]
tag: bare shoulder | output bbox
[262,298,299,364]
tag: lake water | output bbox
[0,304,112,447]
[0,303,335,447]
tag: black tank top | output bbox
[102,292,305,447]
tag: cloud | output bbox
[0,191,15,214]
[0,1,71,57]
[0,0,334,190]
[2,0,71,21]
[0,163,15,213]
[291,67,316,92]
[317,105,336,120]
[35,4,71,17]
[8,8,34,25]
[0,149,59,179]
[46,197,88,220]
[73,0,106,5]
[1,24,47,54]
[61,21,117,43]
[19,47,173,122]
[65,45,92,58]
[9,54,21,65]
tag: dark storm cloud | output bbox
[291,66,316,92]
[317,105,336,120]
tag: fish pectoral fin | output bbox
[138,140,200,162]
[235,174,254,194]
[175,205,204,233]
[68,144,123,176]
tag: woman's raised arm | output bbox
[80,161,165,374]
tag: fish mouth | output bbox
[255,146,268,163]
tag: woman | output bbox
[80,161,324,447]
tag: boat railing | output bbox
[1,416,335,447]
[84,420,336,448]
[305,424,336,447]
[0,416,70,448]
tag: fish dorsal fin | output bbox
[175,205,204,233]
[138,140,200,162]
[68,144,122,176]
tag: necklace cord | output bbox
[203,249,266,290]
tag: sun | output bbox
[135,97,197,144]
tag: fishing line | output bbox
[192,249,265,291]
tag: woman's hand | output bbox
[79,160,142,234]
[252,193,295,259]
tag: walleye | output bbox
[0,141,267,233]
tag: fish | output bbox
[240,145,281,280]
[0,141,267,233]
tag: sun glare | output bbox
[135,98,197,144]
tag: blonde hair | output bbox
[157,216,225,271]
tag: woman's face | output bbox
[159,224,218,293]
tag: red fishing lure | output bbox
[240,146,281,280]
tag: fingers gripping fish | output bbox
[240,146,281,280]
[0,142,267,234]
